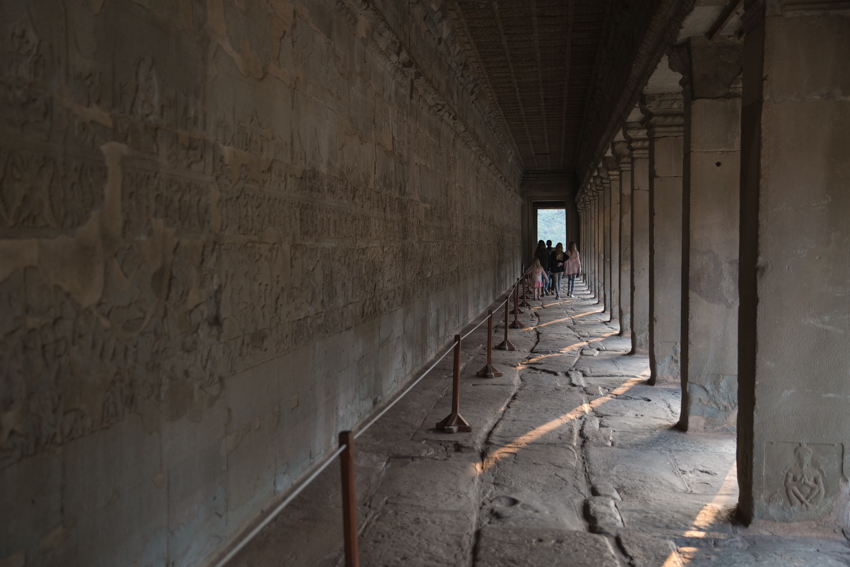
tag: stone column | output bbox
[643,93,684,385]
[737,1,850,524]
[625,119,650,354]
[671,38,743,431]
[578,198,589,289]
[586,194,593,292]
[596,176,605,306]
[602,170,613,315]
[606,156,621,326]
[613,141,632,337]
[593,178,605,308]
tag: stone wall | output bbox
[0,1,522,565]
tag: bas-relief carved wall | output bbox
[0,0,521,565]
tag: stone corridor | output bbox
[230,281,850,567]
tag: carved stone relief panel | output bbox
[763,442,846,521]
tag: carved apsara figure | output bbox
[784,445,825,509]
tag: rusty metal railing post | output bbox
[495,289,516,351]
[519,274,530,308]
[339,431,359,567]
[436,335,472,433]
[510,278,524,315]
[509,282,524,329]
[476,310,503,378]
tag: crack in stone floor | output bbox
[229,280,850,567]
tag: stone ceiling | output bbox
[456,0,610,174]
[453,0,715,184]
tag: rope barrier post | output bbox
[495,291,516,351]
[339,431,359,567]
[520,274,530,308]
[436,335,472,433]
[476,310,503,378]
[510,279,524,315]
[509,283,524,329]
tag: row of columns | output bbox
[576,3,849,525]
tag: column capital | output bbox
[624,123,649,159]
[640,92,684,139]
[669,37,743,101]
[612,141,632,171]
[603,155,620,182]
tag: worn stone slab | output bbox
[360,506,475,567]
[414,383,518,448]
[487,417,581,448]
[671,451,737,497]
[600,415,679,431]
[574,354,651,377]
[592,396,677,421]
[617,500,735,536]
[524,352,581,374]
[475,527,619,567]
[595,335,633,352]
[505,388,589,422]
[617,530,682,567]
[611,430,736,455]
[676,546,850,567]
[586,447,690,501]
[586,496,624,532]
[367,454,480,512]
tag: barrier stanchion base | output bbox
[509,320,524,329]
[510,307,524,315]
[495,339,516,351]
[476,363,503,378]
[436,412,472,433]
[519,297,530,308]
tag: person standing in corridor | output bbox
[565,241,581,298]
[549,243,566,300]
[524,258,549,301]
[535,240,550,295]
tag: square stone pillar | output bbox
[602,171,613,315]
[643,93,684,385]
[671,37,743,431]
[587,195,594,292]
[737,0,850,524]
[579,202,589,286]
[613,141,632,337]
[625,121,650,354]
[592,179,603,302]
[605,156,621,326]
[595,178,604,304]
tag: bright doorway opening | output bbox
[537,208,566,247]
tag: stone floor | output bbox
[229,280,850,567]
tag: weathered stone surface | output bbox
[0,0,523,563]
[227,276,844,567]
[737,3,850,524]
[617,530,682,567]
[586,495,624,532]
[475,527,619,567]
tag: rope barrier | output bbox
[211,444,348,567]
[354,341,456,439]
[214,277,520,566]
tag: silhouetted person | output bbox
[565,241,581,297]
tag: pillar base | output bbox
[436,412,472,433]
[476,363,503,378]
